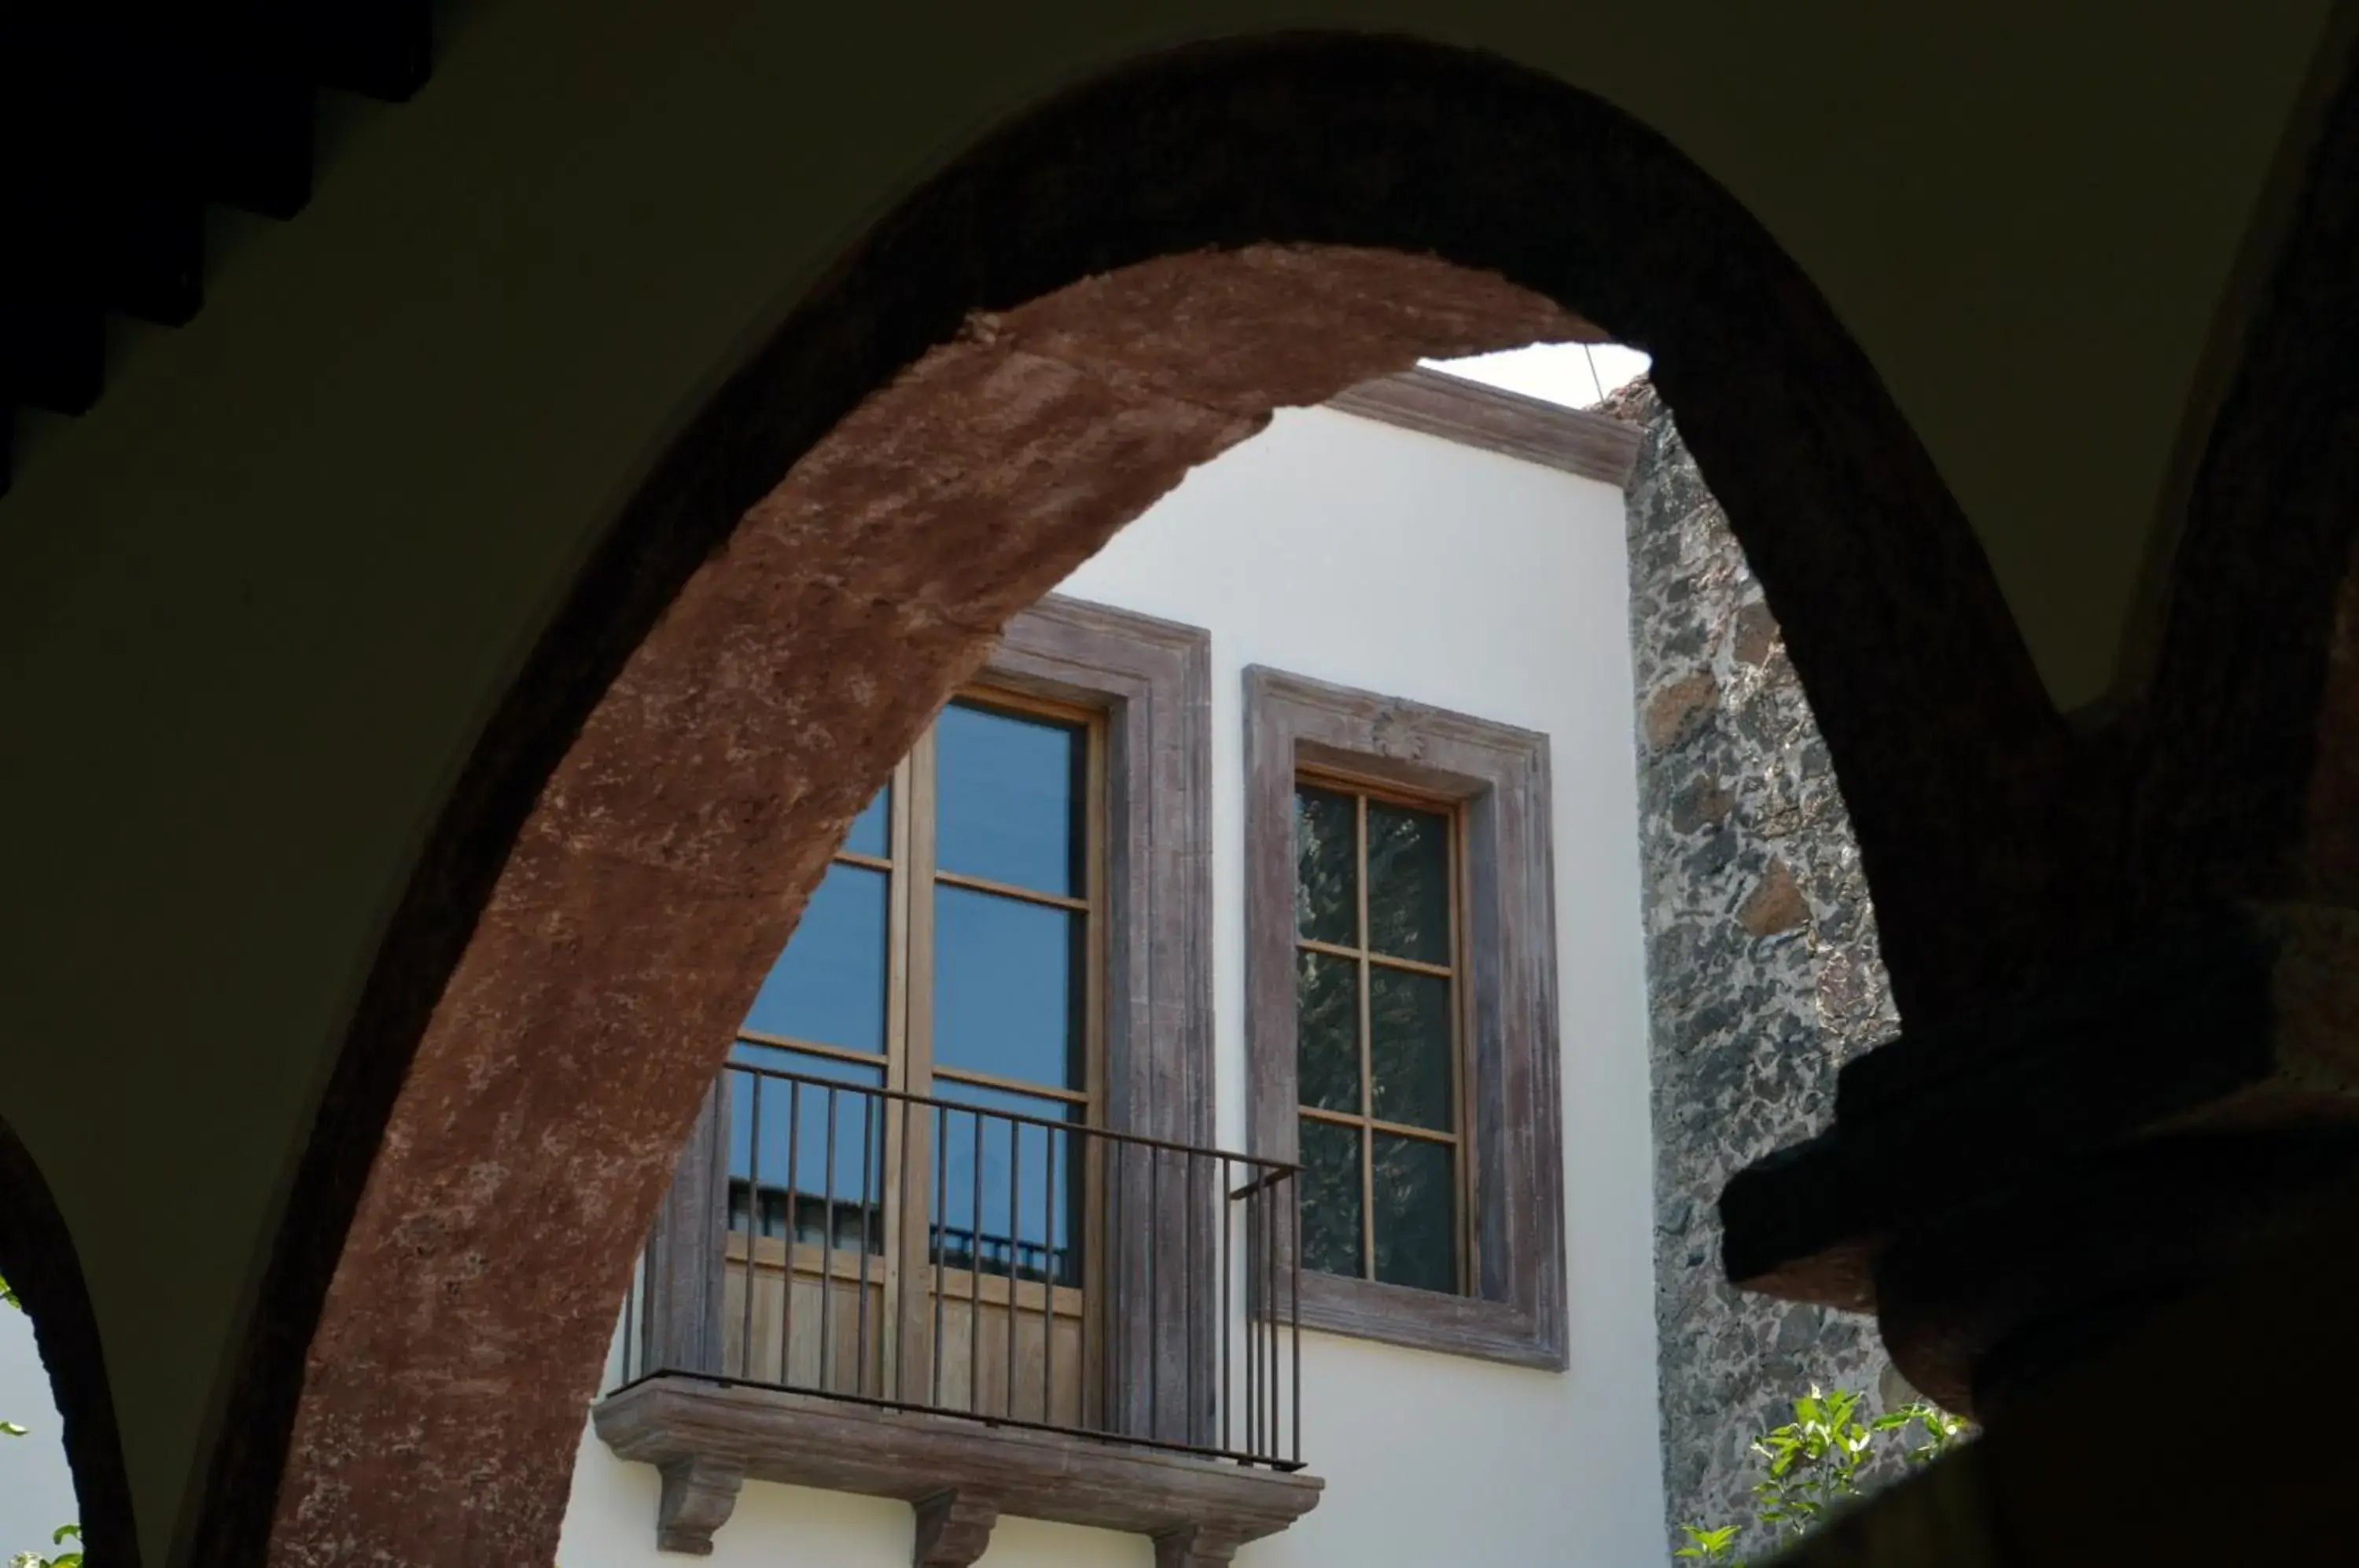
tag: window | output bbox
[1246,665,1567,1369]
[1291,778,1467,1295]
[728,690,1100,1246]
[636,593,1232,1437]
[716,690,1102,1411]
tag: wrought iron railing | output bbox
[622,1063,1305,1470]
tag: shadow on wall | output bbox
[1615,378,1906,1562]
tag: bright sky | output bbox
[1426,341,1652,410]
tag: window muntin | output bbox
[723,690,1102,1294]
[1291,777,1466,1297]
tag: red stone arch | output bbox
[179,33,2078,1567]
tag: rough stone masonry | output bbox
[1611,379,1904,1559]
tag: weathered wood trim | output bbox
[594,1376,1322,1558]
[986,594,1215,1155]
[1290,1271,1564,1370]
[1244,665,1568,1370]
[983,593,1217,1445]
[1325,365,1641,487]
[642,1078,729,1375]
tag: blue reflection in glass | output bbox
[929,1080,1082,1287]
[937,701,1084,896]
[933,884,1084,1090]
[740,862,889,1050]
[844,783,891,859]
[726,1051,885,1252]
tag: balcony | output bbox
[594,1066,1322,1566]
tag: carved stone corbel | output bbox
[656,1454,745,1555]
[1154,1522,1251,1567]
[912,1489,1001,1567]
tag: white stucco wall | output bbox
[0,401,1663,1566]
[563,402,1667,1567]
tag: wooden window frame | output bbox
[798,683,1108,1110]
[1290,771,1472,1294]
[721,686,1109,1417]
[1246,666,1568,1371]
[641,593,1217,1430]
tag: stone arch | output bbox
[1714,28,2359,1448]
[178,32,2074,1567]
[0,1117,135,1568]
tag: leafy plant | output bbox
[1678,1382,1972,1565]
[1676,1522,1742,1560]
[0,1275,80,1568]
[12,1524,80,1568]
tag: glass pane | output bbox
[929,1083,1083,1287]
[1369,967,1454,1132]
[1367,801,1452,964]
[1297,1117,1365,1279]
[725,1055,886,1253]
[1371,1132,1457,1294]
[1294,786,1357,946]
[843,782,891,859]
[937,701,1085,896]
[740,862,889,1052]
[933,885,1085,1091]
[1295,950,1360,1113]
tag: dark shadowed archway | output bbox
[0,1118,135,1568]
[1722,14,2359,1444]
[165,33,2078,1568]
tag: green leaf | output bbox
[1,1422,28,1438]
[1676,1524,1742,1561]
[50,1528,79,1547]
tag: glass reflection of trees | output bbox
[1292,781,1464,1294]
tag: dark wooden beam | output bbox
[300,0,433,102]
[192,56,315,219]
[0,298,103,417]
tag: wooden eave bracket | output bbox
[913,1489,999,1567]
[594,1375,1323,1564]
